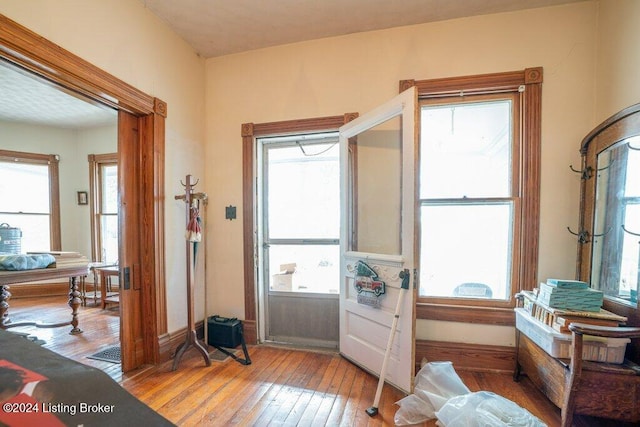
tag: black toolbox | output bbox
[207,315,243,348]
[206,315,251,365]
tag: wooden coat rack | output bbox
[172,174,210,370]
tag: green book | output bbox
[546,278,589,289]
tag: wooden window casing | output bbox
[88,153,117,262]
[402,67,543,325]
[0,149,61,251]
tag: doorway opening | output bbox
[0,14,168,372]
[257,132,340,349]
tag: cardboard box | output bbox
[515,308,629,363]
[271,263,296,291]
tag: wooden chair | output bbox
[562,323,640,426]
[515,317,640,426]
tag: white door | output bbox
[339,87,417,393]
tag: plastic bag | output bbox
[394,361,469,425]
[394,362,546,427]
[394,394,436,425]
[435,391,546,427]
[413,361,470,411]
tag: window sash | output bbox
[259,133,341,295]
[419,199,516,301]
[0,149,61,251]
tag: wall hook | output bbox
[569,165,593,180]
[567,226,590,244]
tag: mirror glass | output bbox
[591,135,640,305]
[349,115,402,255]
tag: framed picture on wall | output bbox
[77,191,88,205]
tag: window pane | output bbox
[268,244,339,294]
[419,203,513,299]
[420,101,512,199]
[0,162,50,213]
[267,143,339,239]
[0,214,50,252]
[620,203,639,301]
[350,115,402,255]
[100,214,118,264]
[625,136,640,197]
[101,164,118,214]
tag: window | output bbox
[259,134,340,294]
[88,154,118,263]
[406,68,542,321]
[420,96,517,301]
[0,150,61,252]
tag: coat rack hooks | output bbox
[569,165,593,180]
[568,226,613,244]
[622,224,640,238]
[569,160,614,180]
[567,226,590,244]
[180,177,199,187]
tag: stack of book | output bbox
[28,251,89,268]
[537,278,603,312]
[520,289,626,332]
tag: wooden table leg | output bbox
[0,284,11,328]
[101,271,107,309]
[68,276,83,335]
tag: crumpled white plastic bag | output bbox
[436,391,546,427]
[394,361,469,425]
[394,362,546,427]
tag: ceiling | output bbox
[0,0,583,128]
[140,0,584,58]
[0,61,116,130]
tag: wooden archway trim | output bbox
[0,14,167,370]
[0,15,159,116]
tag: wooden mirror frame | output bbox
[577,103,640,362]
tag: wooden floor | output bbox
[4,295,632,426]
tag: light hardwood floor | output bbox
[5,295,630,426]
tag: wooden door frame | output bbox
[0,14,167,369]
[241,114,357,344]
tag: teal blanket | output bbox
[0,254,56,271]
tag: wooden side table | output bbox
[83,262,117,307]
[95,266,119,309]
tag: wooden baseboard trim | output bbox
[157,318,256,364]
[415,339,515,374]
[242,319,257,345]
[157,320,205,363]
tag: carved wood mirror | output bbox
[577,103,640,361]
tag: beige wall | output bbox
[205,2,599,345]
[0,0,207,331]
[595,0,640,122]
[2,0,638,346]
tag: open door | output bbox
[339,87,417,393]
[118,110,144,372]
